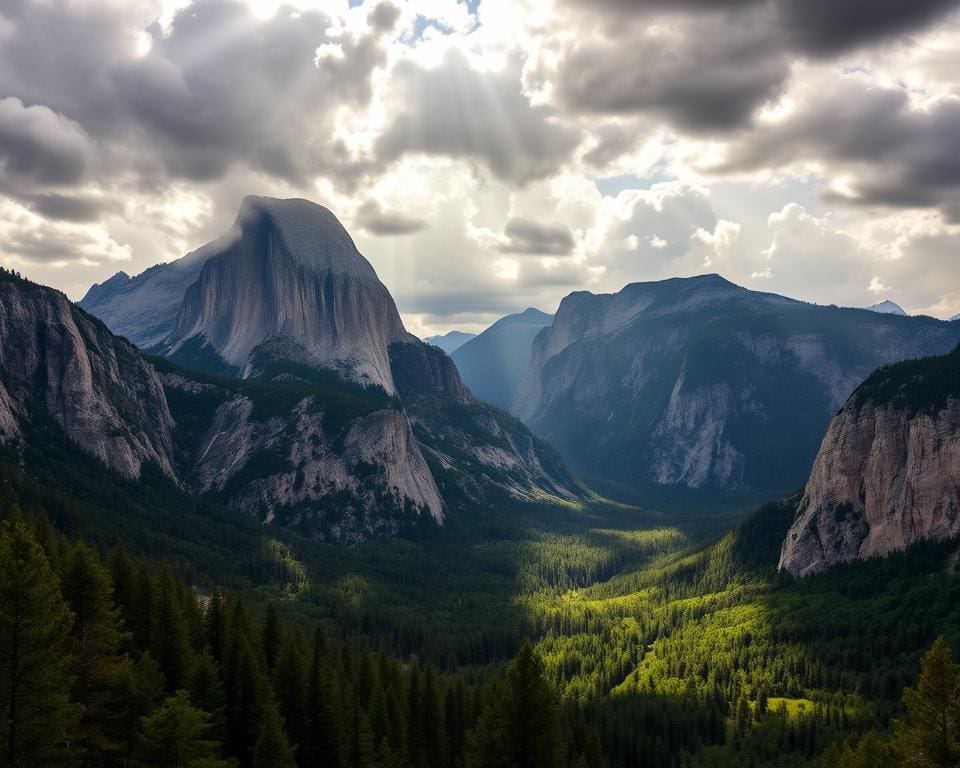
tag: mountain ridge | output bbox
[512,274,960,498]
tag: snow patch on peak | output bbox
[865,300,907,316]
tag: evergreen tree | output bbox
[251,703,296,768]
[272,629,308,751]
[61,540,131,763]
[467,643,563,768]
[0,515,76,766]
[134,689,231,768]
[892,636,960,768]
[204,591,228,664]
[261,605,282,675]
[302,628,342,767]
[152,564,194,692]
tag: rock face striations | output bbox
[779,345,960,576]
[0,270,175,479]
[67,196,581,539]
[513,275,960,497]
[166,196,415,393]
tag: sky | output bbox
[2,0,960,335]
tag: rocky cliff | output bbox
[166,196,414,393]
[391,342,580,504]
[779,345,960,576]
[78,239,216,349]
[0,270,175,478]
[158,363,444,542]
[513,275,960,497]
[71,196,582,535]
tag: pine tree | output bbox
[261,604,282,675]
[302,628,343,767]
[0,515,76,766]
[204,590,228,664]
[892,636,960,768]
[152,564,194,692]
[251,703,296,768]
[467,643,563,768]
[134,689,231,768]
[272,628,308,751]
[61,540,131,763]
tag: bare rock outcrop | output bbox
[780,346,960,575]
[0,272,175,478]
[166,196,415,393]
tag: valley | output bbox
[1,198,959,767]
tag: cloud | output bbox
[0,197,130,267]
[712,74,960,219]
[554,11,790,131]
[375,50,581,184]
[0,97,95,186]
[354,199,428,235]
[498,217,575,255]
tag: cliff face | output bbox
[78,241,213,349]
[780,347,960,576]
[512,275,960,497]
[390,342,581,504]
[160,368,443,542]
[167,196,413,393]
[65,195,583,538]
[0,272,175,478]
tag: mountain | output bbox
[164,196,414,393]
[952,313,960,322]
[78,240,216,349]
[451,308,553,409]
[513,274,960,497]
[0,269,175,479]
[73,196,580,538]
[423,330,476,354]
[779,343,960,576]
[865,299,907,316]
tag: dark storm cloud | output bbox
[565,0,960,54]
[0,0,384,200]
[499,218,575,256]
[558,11,789,131]
[556,0,960,132]
[375,51,581,184]
[778,0,960,55]
[26,193,121,223]
[0,97,94,185]
[355,200,428,235]
[717,79,960,218]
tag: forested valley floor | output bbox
[1,423,959,767]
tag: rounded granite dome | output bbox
[237,195,378,281]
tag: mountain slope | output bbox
[0,269,175,479]
[77,239,219,349]
[424,330,476,354]
[74,196,582,533]
[513,274,960,497]
[452,307,553,409]
[779,344,960,576]
[390,341,580,506]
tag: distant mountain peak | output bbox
[865,299,907,316]
[423,330,476,354]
